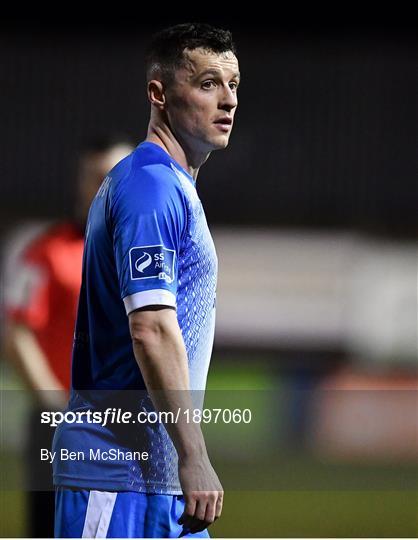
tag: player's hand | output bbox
[178,453,224,534]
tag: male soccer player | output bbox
[53,23,240,538]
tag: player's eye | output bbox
[201,80,217,90]
[229,81,239,91]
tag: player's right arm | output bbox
[4,322,67,410]
[129,306,223,534]
[110,165,223,534]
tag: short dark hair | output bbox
[145,22,236,85]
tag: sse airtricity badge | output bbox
[129,245,175,284]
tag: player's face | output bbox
[166,48,240,153]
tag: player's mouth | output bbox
[213,116,233,132]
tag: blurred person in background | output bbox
[2,136,133,538]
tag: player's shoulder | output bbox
[114,142,188,202]
[131,142,182,186]
[13,221,65,259]
[2,220,51,272]
[28,222,81,253]
[1,220,67,287]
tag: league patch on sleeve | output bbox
[129,245,176,284]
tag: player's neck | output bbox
[146,125,210,180]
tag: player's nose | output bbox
[219,85,238,112]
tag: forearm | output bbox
[4,323,67,408]
[6,323,65,392]
[130,310,207,460]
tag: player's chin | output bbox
[209,134,231,150]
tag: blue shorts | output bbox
[55,488,210,538]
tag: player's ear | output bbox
[147,80,166,110]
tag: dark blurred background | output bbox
[1,16,417,234]
[1,14,417,538]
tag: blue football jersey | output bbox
[52,142,217,493]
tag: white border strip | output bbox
[123,289,176,315]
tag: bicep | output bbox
[128,305,179,343]
[128,306,188,389]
